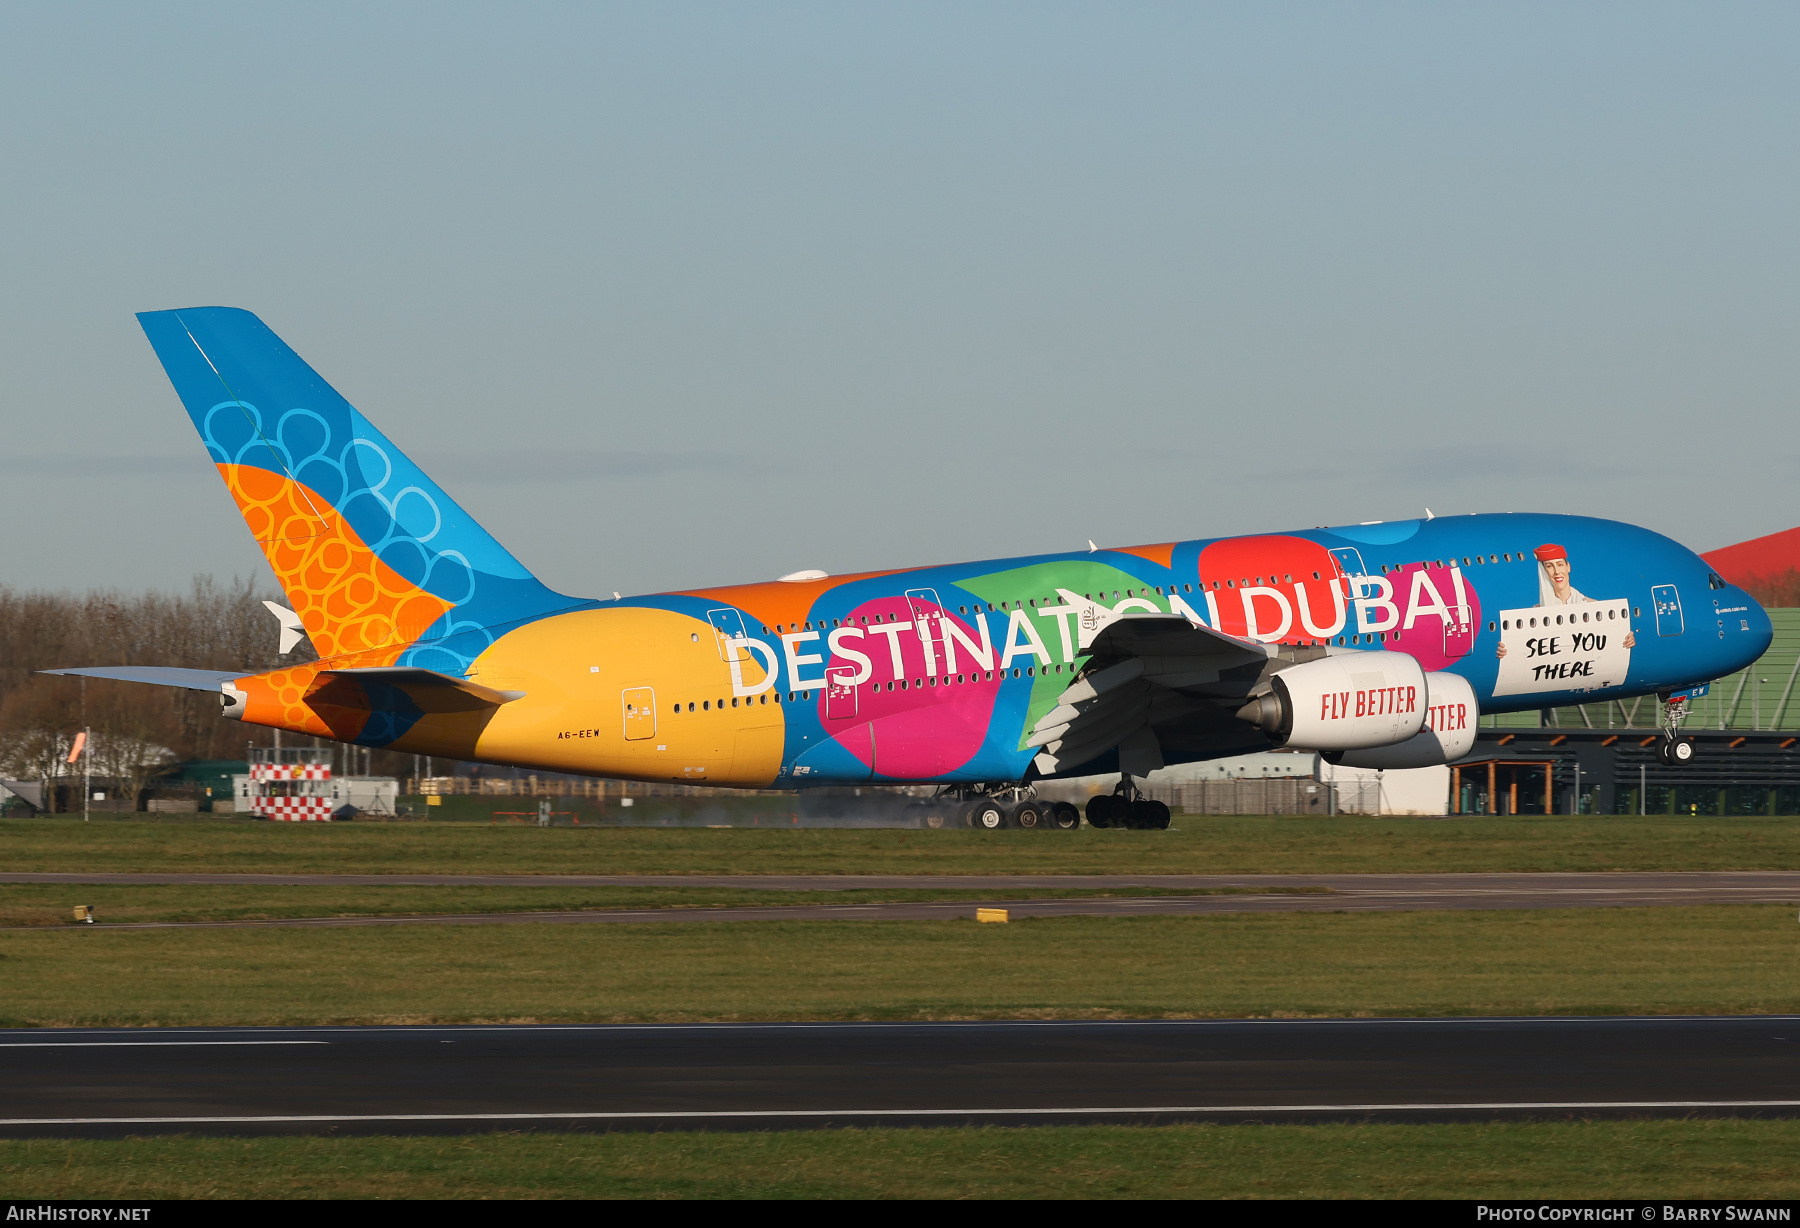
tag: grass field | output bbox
[0,883,1318,927]
[7,812,1800,875]
[1,904,1795,1027]
[5,1119,1800,1199]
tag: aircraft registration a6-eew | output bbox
[50,308,1774,829]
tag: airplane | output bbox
[47,307,1774,828]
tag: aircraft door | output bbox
[905,588,943,643]
[1651,585,1684,636]
[622,687,657,741]
[825,666,859,720]
[706,608,748,661]
[1443,602,1474,659]
[1328,548,1368,579]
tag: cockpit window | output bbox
[1708,572,1727,590]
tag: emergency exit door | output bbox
[1652,585,1684,636]
[825,666,859,720]
[622,687,657,740]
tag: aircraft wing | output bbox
[305,667,526,714]
[41,665,525,719]
[40,666,244,691]
[1027,611,1272,777]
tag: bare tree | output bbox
[0,576,316,806]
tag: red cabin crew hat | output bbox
[1533,543,1567,562]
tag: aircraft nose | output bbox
[1722,587,1773,666]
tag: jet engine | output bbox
[1236,653,1428,751]
[1327,670,1479,768]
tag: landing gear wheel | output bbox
[1656,740,1673,766]
[924,811,946,830]
[1670,737,1696,765]
[1013,803,1045,830]
[1085,795,1120,828]
[1128,800,1166,830]
[969,800,1007,830]
[1050,802,1081,830]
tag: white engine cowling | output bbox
[1329,671,1480,768]
[1236,653,1428,751]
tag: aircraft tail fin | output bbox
[136,307,570,672]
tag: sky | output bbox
[2,3,1796,600]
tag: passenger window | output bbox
[702,700,709,710]
[1488,622,1496,631]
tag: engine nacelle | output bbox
[1236,653,1427,751]
[1328,671,1479,768]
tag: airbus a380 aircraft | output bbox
[50,308,1773,828]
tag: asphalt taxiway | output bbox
[0,872,1793,929]
[3,1017,1798,1136]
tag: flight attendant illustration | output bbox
[1497,544,1634,657]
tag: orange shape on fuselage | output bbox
[1109,542,1176,569]
[678,568,912,634]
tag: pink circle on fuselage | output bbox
[818,595,1002,779]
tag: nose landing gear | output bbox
[1656,693,1698,766]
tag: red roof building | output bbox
[1702,526,1800,606]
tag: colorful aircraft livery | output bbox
[51,308,1773,796]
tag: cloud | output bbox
[412,449,752,483]
[0,455,211,477]
[0,449,754,483]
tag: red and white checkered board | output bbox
[250,764,332,781]
[254,796,336,821]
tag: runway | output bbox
[3,1017,1799,1136]
[1,872,1795,929]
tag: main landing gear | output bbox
[918,784,1080,831]
[1656,694,1697,766]
[1084,776,1171,831]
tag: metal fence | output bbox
[1143,776,1366,816]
